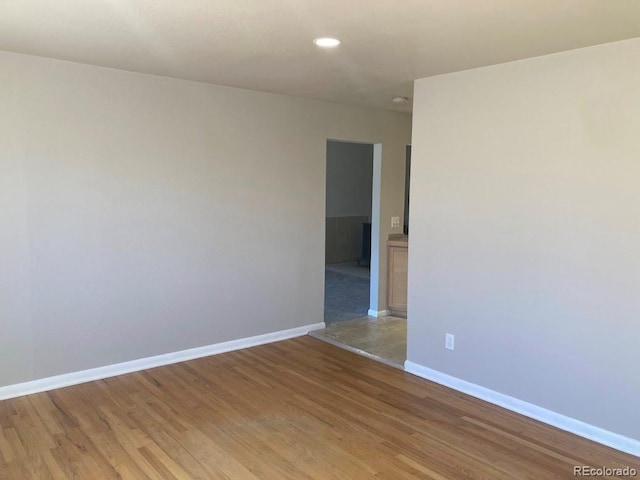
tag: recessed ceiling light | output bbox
[313,37,341,48]
[392,96,410,104]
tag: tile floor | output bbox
[309,315,407,368]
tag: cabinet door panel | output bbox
[388,245,408,316]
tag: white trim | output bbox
[404,361,640,458]
[369,143,383,319]
[0,322,325,401]
[368,309,391,318]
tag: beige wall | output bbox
[325,141,373,264]
[0,51,411,386]
[408,38,640,441]
[326,141,373,218]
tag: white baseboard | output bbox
[368,309,391,317]
[0,322,325,401]
[404,361,640,458]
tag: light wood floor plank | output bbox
[0,336,638,479]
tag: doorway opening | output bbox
[323,140,375,324]
[312,141,410,369]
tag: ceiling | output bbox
[2,1,640,113]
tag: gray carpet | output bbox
[324,269,370,324]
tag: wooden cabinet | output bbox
[387,239,408,317]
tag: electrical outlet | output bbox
[391,216,400,228]
[445,333,455,350]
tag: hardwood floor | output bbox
[0,336,637,479]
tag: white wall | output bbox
[326,141,373,218]
[409,38,640,441]
[0,51,411,387]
